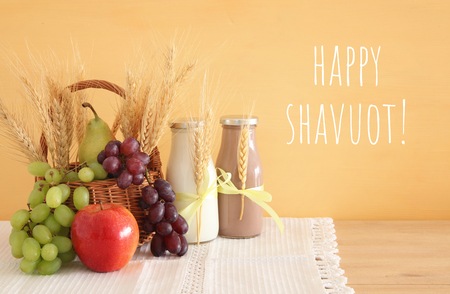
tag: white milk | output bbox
[166,121,219,244]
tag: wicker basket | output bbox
[41,80,162,246]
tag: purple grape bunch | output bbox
[97,137,188,257]
[97,137,149,189]
[140,179,189,257]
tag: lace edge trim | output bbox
[179,243,209,294]
[311,218,355,294]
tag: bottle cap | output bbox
[220,115,258,126]
[169,118,204,129]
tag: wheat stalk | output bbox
[238,125,250,220]
[135,84,150,130]
[111,114,122,137]
[185,71,220,244]
[69,41,89,145]
[148,45,176,151]
[132,59,150,141]
[0,99,44,163]
[140,44,197,156]
[0,45,88,168]
[191,127,206,194]
[60,88,74,169]
[73,67,90,146]
[19,75,56,164]
[140,97,157,153]
[121,69,138,139]
[188,121,209,246]
[121,62,152,141]
[191,124,207,244]
[46,76,73,170]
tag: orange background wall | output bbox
[0,0,449,220]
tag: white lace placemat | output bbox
[0,218,354,294]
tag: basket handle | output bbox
[40,79,163,179]
[66,80,126,99]
[40,79,127,161]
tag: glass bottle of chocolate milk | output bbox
[216,115,263,238]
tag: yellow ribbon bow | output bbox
[216,168,284,234]
[176,170,225,224]
[175,170,232,244]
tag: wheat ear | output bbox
[0,99,44,163]
[60,88,74,169]
[46,77,69,170]
[194,127,205,245]
[190,72,218,244]
[238,125,249,220]
[141,45,176,155]
[140,47,197,156]
[121,69,136,139]
[19,75,55,164]
[73,68,90,146]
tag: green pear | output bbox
[78,103,115,165]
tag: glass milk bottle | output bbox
[166,119,219,243]
[216,115,264,238]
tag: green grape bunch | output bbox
[9,161,95,275]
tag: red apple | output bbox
[71,202,139,272]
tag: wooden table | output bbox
[334,221,450,293]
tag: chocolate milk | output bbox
[216,116,263,238]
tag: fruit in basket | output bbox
[150,233,166,257]
[10,209,30,230]
[30,204,50,223]
[78,102,115,165]
[58,248,76,263]
[32,225,52,244]
[99,137,149,190]
[141,186,158,205]
[94,137,188,258]
[73,186,90,210]
[102,156,122,173]
[132,173,144,185]
[88,162,108,180]
[46,186,62,208]
[44,168,63,185]
[148,202,165,224]
[38,257,62,275]
[20,257,41,274]
[126,157,146,175]
[178,235,188,257]
[43,213,61,235]
[120,137,140,156]
[140,178,189,258]
[54,205,75,227]
[22,237,41,262]
[51,236,73,253]
[78,167,95,182]
[71,202,139,272]
[62,171,79,182]
[27,161,52,177]
[117,170,133,189]
[9,161,79,275]
[41,243,58,261]
[164,231,181,254]
[58,184,71,203]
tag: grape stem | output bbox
[68,162,87,173]
[23,221,33,237]
[144,168,152,185]
[38,182,50,191]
